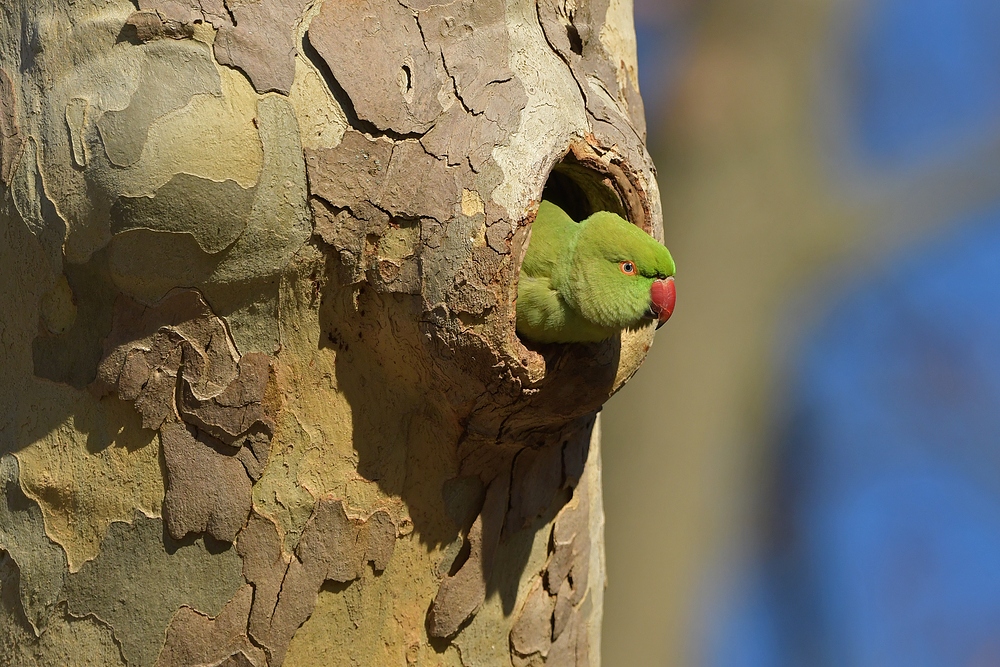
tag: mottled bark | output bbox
[0,0,660,664]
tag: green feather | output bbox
[516,200,675,343]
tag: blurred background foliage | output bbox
[601,0,1000,665]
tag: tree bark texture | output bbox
[0,0,661,664]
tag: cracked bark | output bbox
[1,1,658,664]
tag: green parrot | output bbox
[516,200,676,344]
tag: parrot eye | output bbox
[620,261,637,276]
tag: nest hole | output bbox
[510,147,649,383]
[540,158,629,224]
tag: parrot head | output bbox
[566,211,676,331]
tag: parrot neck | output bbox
[550,219,583,307]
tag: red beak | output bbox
[650,277,676,326]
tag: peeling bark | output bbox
[2,0,656,664]
[156,585,267,667]
[0,69,25,185]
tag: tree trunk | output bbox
[0,0,661,664]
